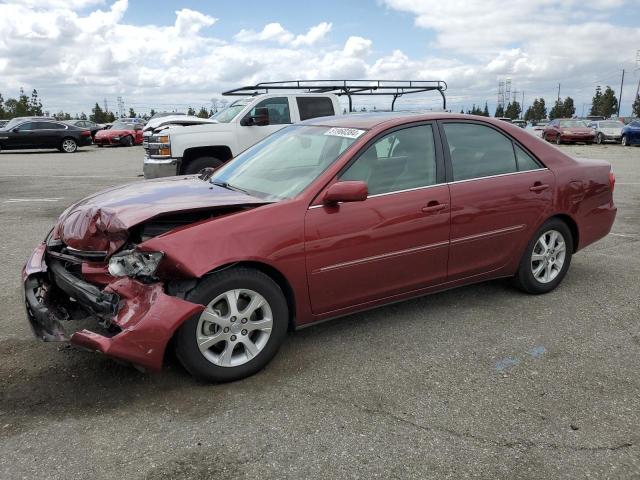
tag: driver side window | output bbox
[16,122,33,131]
[340,124,437,196]
[246,97,291,125]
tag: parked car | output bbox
[589,120,625,144]
[1,116,55,130]
[0,118,92,153]
[497,117,512,123]
[143,93,340,178]
[542,119,595,144]
[621,120,640,146]
[0,120,8,128]
[512,119,526,128]
[93,120,144,147]
[23,113,616,382]
[65,120,105,138]
[527,120,548,138]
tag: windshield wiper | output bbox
[211,180,251,195]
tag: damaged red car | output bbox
[93,120,144,147]
[23,113,617,382]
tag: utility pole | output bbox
[557,83,561,103]
[635,50,640,109]
[618,69,625,117]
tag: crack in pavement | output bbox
[296,387,636,453]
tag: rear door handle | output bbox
[530,183,549,193]
[421,202,447,213]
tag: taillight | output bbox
[609,170,615,192]
[81,130,91,137]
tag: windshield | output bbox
[600,121,623,128]
[111,122,135,130]
[210,100,249,123]
[210,125,360,200]
[559,120,588,128]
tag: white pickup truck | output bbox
[143,93,340,178]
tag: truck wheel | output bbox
[183,156,223,175]
[175,267,289,382]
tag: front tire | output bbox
[596,133,603,144]
[60,138,77,153]
[123,136,134,147]
[513,218,573,294]
[183,156,224,175]
[175,267,288,382]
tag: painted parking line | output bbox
[3,198,63,203]
[609,232,639,238]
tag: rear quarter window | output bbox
[296,97,335,121]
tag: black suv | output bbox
[0,118,93,153]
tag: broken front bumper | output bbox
[23,243,204,371]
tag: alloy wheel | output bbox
[62,139,77,153]
[196,289,273,367]
[531,229,566,284]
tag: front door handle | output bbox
[529,183,549,193]
[421,202,447,213]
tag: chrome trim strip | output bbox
[314,240,449,274]
[368,182,444,199]
[447,168,548,185]
[450,224,525,245]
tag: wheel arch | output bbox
[180,145,233,174]
[547,213,579,253]
[204,261,297,332]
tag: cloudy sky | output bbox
[0,0,638,116]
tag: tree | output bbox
[128,107,137,118]
[562,96,575,117]
[590,85,617,118]
[149,108,156,118]
[460,108,464,114]
[4,98,17,117]
[187,106,196,116]
[80,112,87,120]
[524,98,547,122]
[197,106,209,118]
[494,104,505,117]
[633,94,640,117]
[504,101,521,120]
[29,89,43,116]
[106,111,116,123]
[90,103,105,123]
[482,102,490,117]
[0,93,4,119]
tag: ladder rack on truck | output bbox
[222,79,448,112]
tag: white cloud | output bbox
[0,0,637,115]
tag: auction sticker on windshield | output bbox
[324,127,366,139]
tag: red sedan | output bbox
[93,120,144,147]
[542,118,596,145]
[23,113,616,382]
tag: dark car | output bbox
[0,119,92,153]
[65,120,104,138]
[0,120,8,128]
[621,120,640,146]
[23,113,616,382]
[542,119,595,145]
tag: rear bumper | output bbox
[23,243,204,371]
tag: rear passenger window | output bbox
[443,123,517,181]
[341,125,437,195]
[514,145,541,171]
[296,97,335,121]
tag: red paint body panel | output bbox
[23,113,617,371]
[94,128,144,146]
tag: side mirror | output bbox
[323,181,368,205]
[241,107,270,126]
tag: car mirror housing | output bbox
[323,181,368,205]
[241,107,270,127]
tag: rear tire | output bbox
[513,218,573,294]
[555,135,562,145]
[183,156,223,175]
[621,135,628,147]
[175,267,288,382]
[123,136,134,147]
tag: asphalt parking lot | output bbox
[1,143,639,479]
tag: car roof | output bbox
[301,111,514,130]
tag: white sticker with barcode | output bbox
[324,127,366,139]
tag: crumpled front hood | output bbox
[53,176,269,253]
